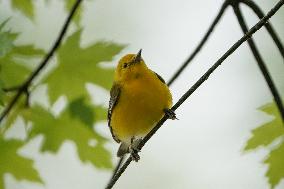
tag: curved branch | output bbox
[241,0,284,59]
[167,0,229,86]
[106,0,284,188]
[0,0,83,123]
[232,3,284,121]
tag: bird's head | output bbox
[115,49,148,82]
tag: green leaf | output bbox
[45,29,124,103]
[244,102,284,189]
[11,0,34,19]
[264,142,284,188]
[23,99,112,169]
[11,45,45,56]
[0,19,17,58]
[0,38,45,88]
[0,81,3,106]
[1,95,28,134]
[69,97,95,127]
[0,20,45,88]
[0,138,43,189]
[244,103,284,150]
[0,94,3,106]
[69,97,107,126]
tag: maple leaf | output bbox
[23,98,112,168]
[264,142,284,188]
[0,21,44,88]
[0,138,43,189]
[245,102,284,188]
[244,104,284,150]
[45,29,124,103]
[10,0,34,19]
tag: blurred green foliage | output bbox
[63,0,82,24]
[2,0,283,189]
[45,29,122,103]
[0,19,15,58]
[11,0,34,19]
[0,21,44,88]
[245,102,284,188]
[0,81,3,106]
[21,103,112,168]
[0,1,124,188]
[0,138,43,189]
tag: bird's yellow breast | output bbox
[111,70,172,143]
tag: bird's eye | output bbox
[123,63,128,68]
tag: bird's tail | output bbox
[110,155,125,180]
[117,142,128,157]
[111,143,127,178]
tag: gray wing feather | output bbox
[108,83,121,143]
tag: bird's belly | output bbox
[111,81,171,143]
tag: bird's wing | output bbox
[154,71,166,84]
[108,83,121,143]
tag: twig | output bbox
[106,0,284,188]
[110,156,125,180]
[232,3,284,120]
[2,85,22,92]
[167,0,229,86]
[0,0,83,124]
[241,0,284,59]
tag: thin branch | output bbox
[2,85,22,92]
[232,3,284,120]
[167,0,229,86]
[110,156,125,181]
[241,0,284,59]
[0,0,83,124]
[106,0,284,188]
[4,85,31,107]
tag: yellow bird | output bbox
[108,49,176,161]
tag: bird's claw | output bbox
[164,108,178,120]
[130,148,140,162]
[129,137,142,162]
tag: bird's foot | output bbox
[130,149,140,162]
[164,108,178,120]
[129,137,142,162]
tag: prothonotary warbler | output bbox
[108,49,176,161]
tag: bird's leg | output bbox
[129,137,142,162]
[163,108,178,120]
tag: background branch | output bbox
[232,3,284,121]
[167,0,229,86]
[105,0,284,188]
[0,0,83,124]
[241,0,284,59]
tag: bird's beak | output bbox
[133,49,142,63]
